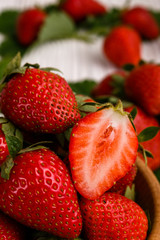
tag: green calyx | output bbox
[0,117,23,179]
[0,117,23,158]
[0,52,26,89]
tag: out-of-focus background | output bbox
[1,0,160,82]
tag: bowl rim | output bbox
[136,158,160,240]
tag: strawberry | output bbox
[16,8,46,45]
[0,124,9,165]
[124,63,160,115]
[91,70,127,98]
[109,163,137,195]
[103,25,141,67]
[61,0,106,21]
[69,101,138,200]
[0,211,26,240]
[0,67,80,134]
[80,192,148,240]
[0,148,82,238]
[125,105,160,170]
[122,6,159,39]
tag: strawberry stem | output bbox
[115,99,124,112]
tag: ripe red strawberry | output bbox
[109,163,137,195]
[80,192,148,240]
[122,6,159,39]
[91,70,127,97]
[125,105,160,170]
[69,101,138,200]
[61,0,106,21]
[0,124,9,165]
[0,67,80,134]
[103,25,141,67]
[124,63,160,116]
[0,211,25,240]
[0,148,82,238]
[16,8,46,45]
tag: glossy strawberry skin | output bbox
[16,8,46,45]
[124,64,160,116]
[125,105,160,170]
[69,106,138,200]
[0,68,80,134]
[0,211,26,240]
[103,26,141,67]
[0,125,9,165]
[122,6,159,39]
[109,164,137,195]
[0,148,82,238]
[80,192,148,240]
[61,0,106,21]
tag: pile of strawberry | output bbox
[1,50,159,240]
[15,0,107,46]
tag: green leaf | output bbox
[43,3,60,14]
[40,67,63,74]
[1,118,23,158]
[129,107,137,120]
[138,144,148,165]
[19,142,49,155]
[2,52,21,76]
[0,156,14,180]
[69,79,97,95]
[145,149,154,159]
[0,56,13,80]
[23,62,40,69]
[150,10,160,27]
[0,52,27,86]
[122,63,135,71]
[0,10,20,37]
[124,184,135,201]
[38,11,75,43]
[0,37,26,58]
[78,8,122,36]
[5,135,23,158]
[138,126,160,143]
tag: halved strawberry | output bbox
[69,101,138,199]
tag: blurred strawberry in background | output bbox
[91,70,127,98]
[122,6,159,39]
[103,25,141,67]
[16,8,46,45]
[61,0,107,21]
[124,63,160,116]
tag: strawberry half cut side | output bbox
[69,101,138,199]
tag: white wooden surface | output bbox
[0,0,160,82]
